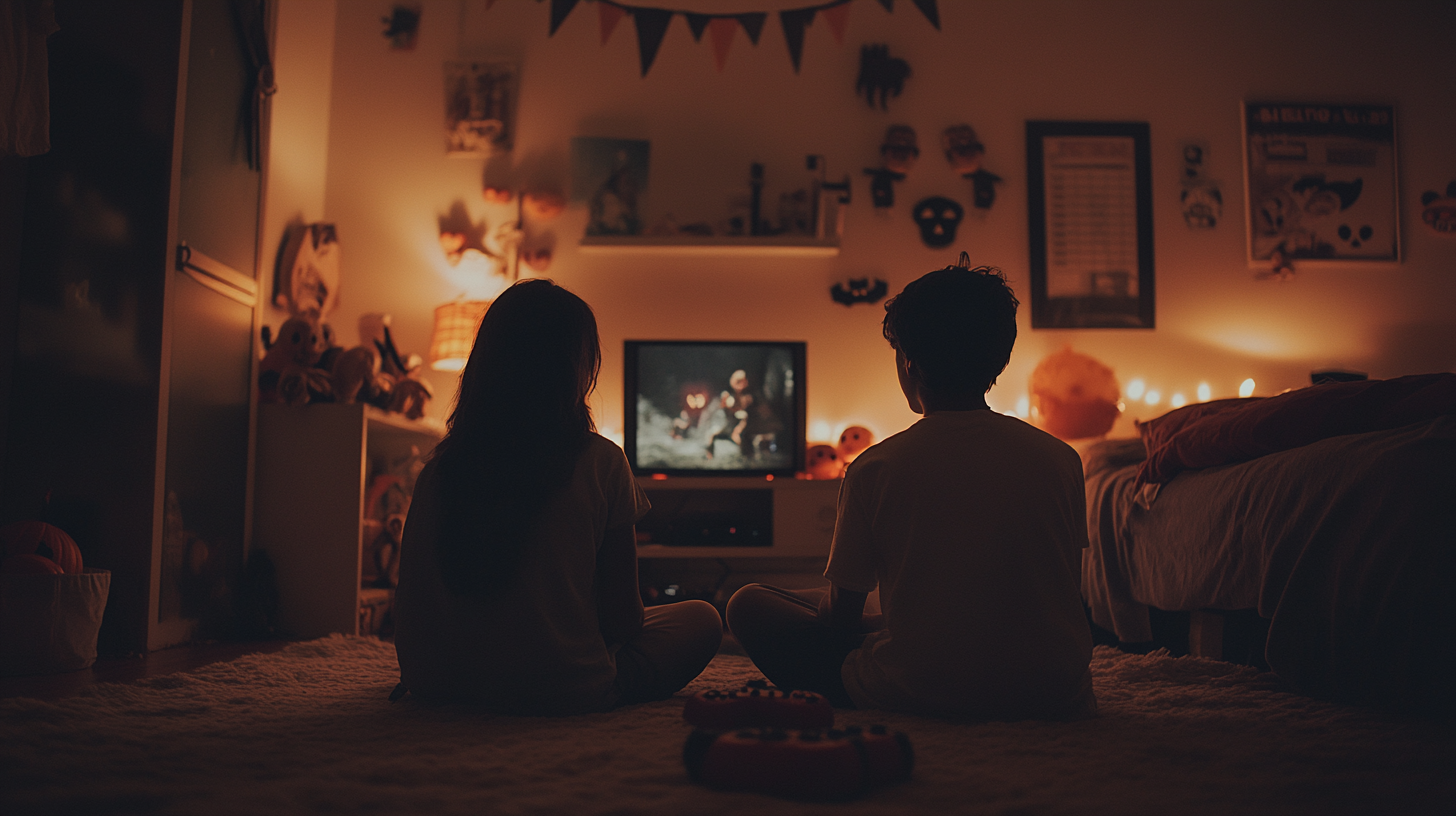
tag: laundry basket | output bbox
[0,568,110,677]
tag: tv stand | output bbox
[634,476,839,559]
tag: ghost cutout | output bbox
[913,197,964,248]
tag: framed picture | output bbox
[1026,121,1155,329]
[443,59,517,156]
[570,137,650,236]
[1242,102,1399,264]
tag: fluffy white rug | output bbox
[2,636,1452,815]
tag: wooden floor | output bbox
[0,640,294,702]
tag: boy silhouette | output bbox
[727,256,1096,720]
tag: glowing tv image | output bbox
[625,341,806,477]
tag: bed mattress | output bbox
[1081,415,1456,713]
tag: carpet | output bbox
[2,636,1452,815]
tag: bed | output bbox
[1079,374,1456,719]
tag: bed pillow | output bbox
[1134,373,1456,486]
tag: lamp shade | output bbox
[428,300,491,371]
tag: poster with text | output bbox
[1243,103,1399,263]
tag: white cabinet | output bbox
[254,403,442,638]
[635,476,841,559]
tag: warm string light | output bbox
[1117,378,1254,409]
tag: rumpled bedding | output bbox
[1082,415,1456,714]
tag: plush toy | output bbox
[389,378,433,420]
[1029,346,1122,440]
[259,315,334,404]
[0,520,83,574]
[836,426,874,465]
[805,443,844,480]
[331,345,383,405]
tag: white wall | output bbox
[318,0,1456,443]
[263,0,337,327]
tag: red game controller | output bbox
[683,724,914,800]
[682,680,836,731]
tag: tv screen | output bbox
[625,340,806,477]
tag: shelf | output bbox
[578,235,840,257]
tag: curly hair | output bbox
[882,253,1019,398]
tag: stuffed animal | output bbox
[389,378,433,420]
[332,345,384,405]
[805,444,844,480]
[259,315,334,404]
[836,426,875,465]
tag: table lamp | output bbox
[428,299,491,371]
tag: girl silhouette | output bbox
[395,279,721,713]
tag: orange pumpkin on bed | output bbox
[0,521,83,574]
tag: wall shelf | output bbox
[579,235,840,257]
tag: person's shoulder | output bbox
[987,414,1083,474]
[583,432,630,463]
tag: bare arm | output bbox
[596,523,645,645]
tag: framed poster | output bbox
[1242,102,1399,264]
[570,137,650,236]
[443,59,517,156]
[1027,121,1155,329]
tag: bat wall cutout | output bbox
[831,278,889,306]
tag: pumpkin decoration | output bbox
[0,553,65,574]
[836,426,875,465]
[0,521,83,574]
[1030,346,1122,441]
[805,443,844,480]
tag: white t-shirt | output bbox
[394,433,650,713]
[825,410,1095,720]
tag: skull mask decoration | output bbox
[913,196,964,248]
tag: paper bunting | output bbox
[631,7,674,75]
[549,0,579,36]
[598,1,626,44]
[537,0,939,76]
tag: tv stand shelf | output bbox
[635,476,839,559]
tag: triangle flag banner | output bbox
[598,1,626,45]
[548,0,580,36]
[685,13,711,42]
[911,0,940,29]
[780,8,815,73]
[707,17,737,71]
[632,7,674,76]
[821,1,851,44]
[735,12,767,45]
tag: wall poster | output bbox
[444,59,517,156]
[1027,121,1155,329]
[1242,102,1399,266]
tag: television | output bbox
[624,340,806,477]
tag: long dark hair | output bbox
[430,279,601,598]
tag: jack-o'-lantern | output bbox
[837,426,875,464]
[806,444,843,480]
